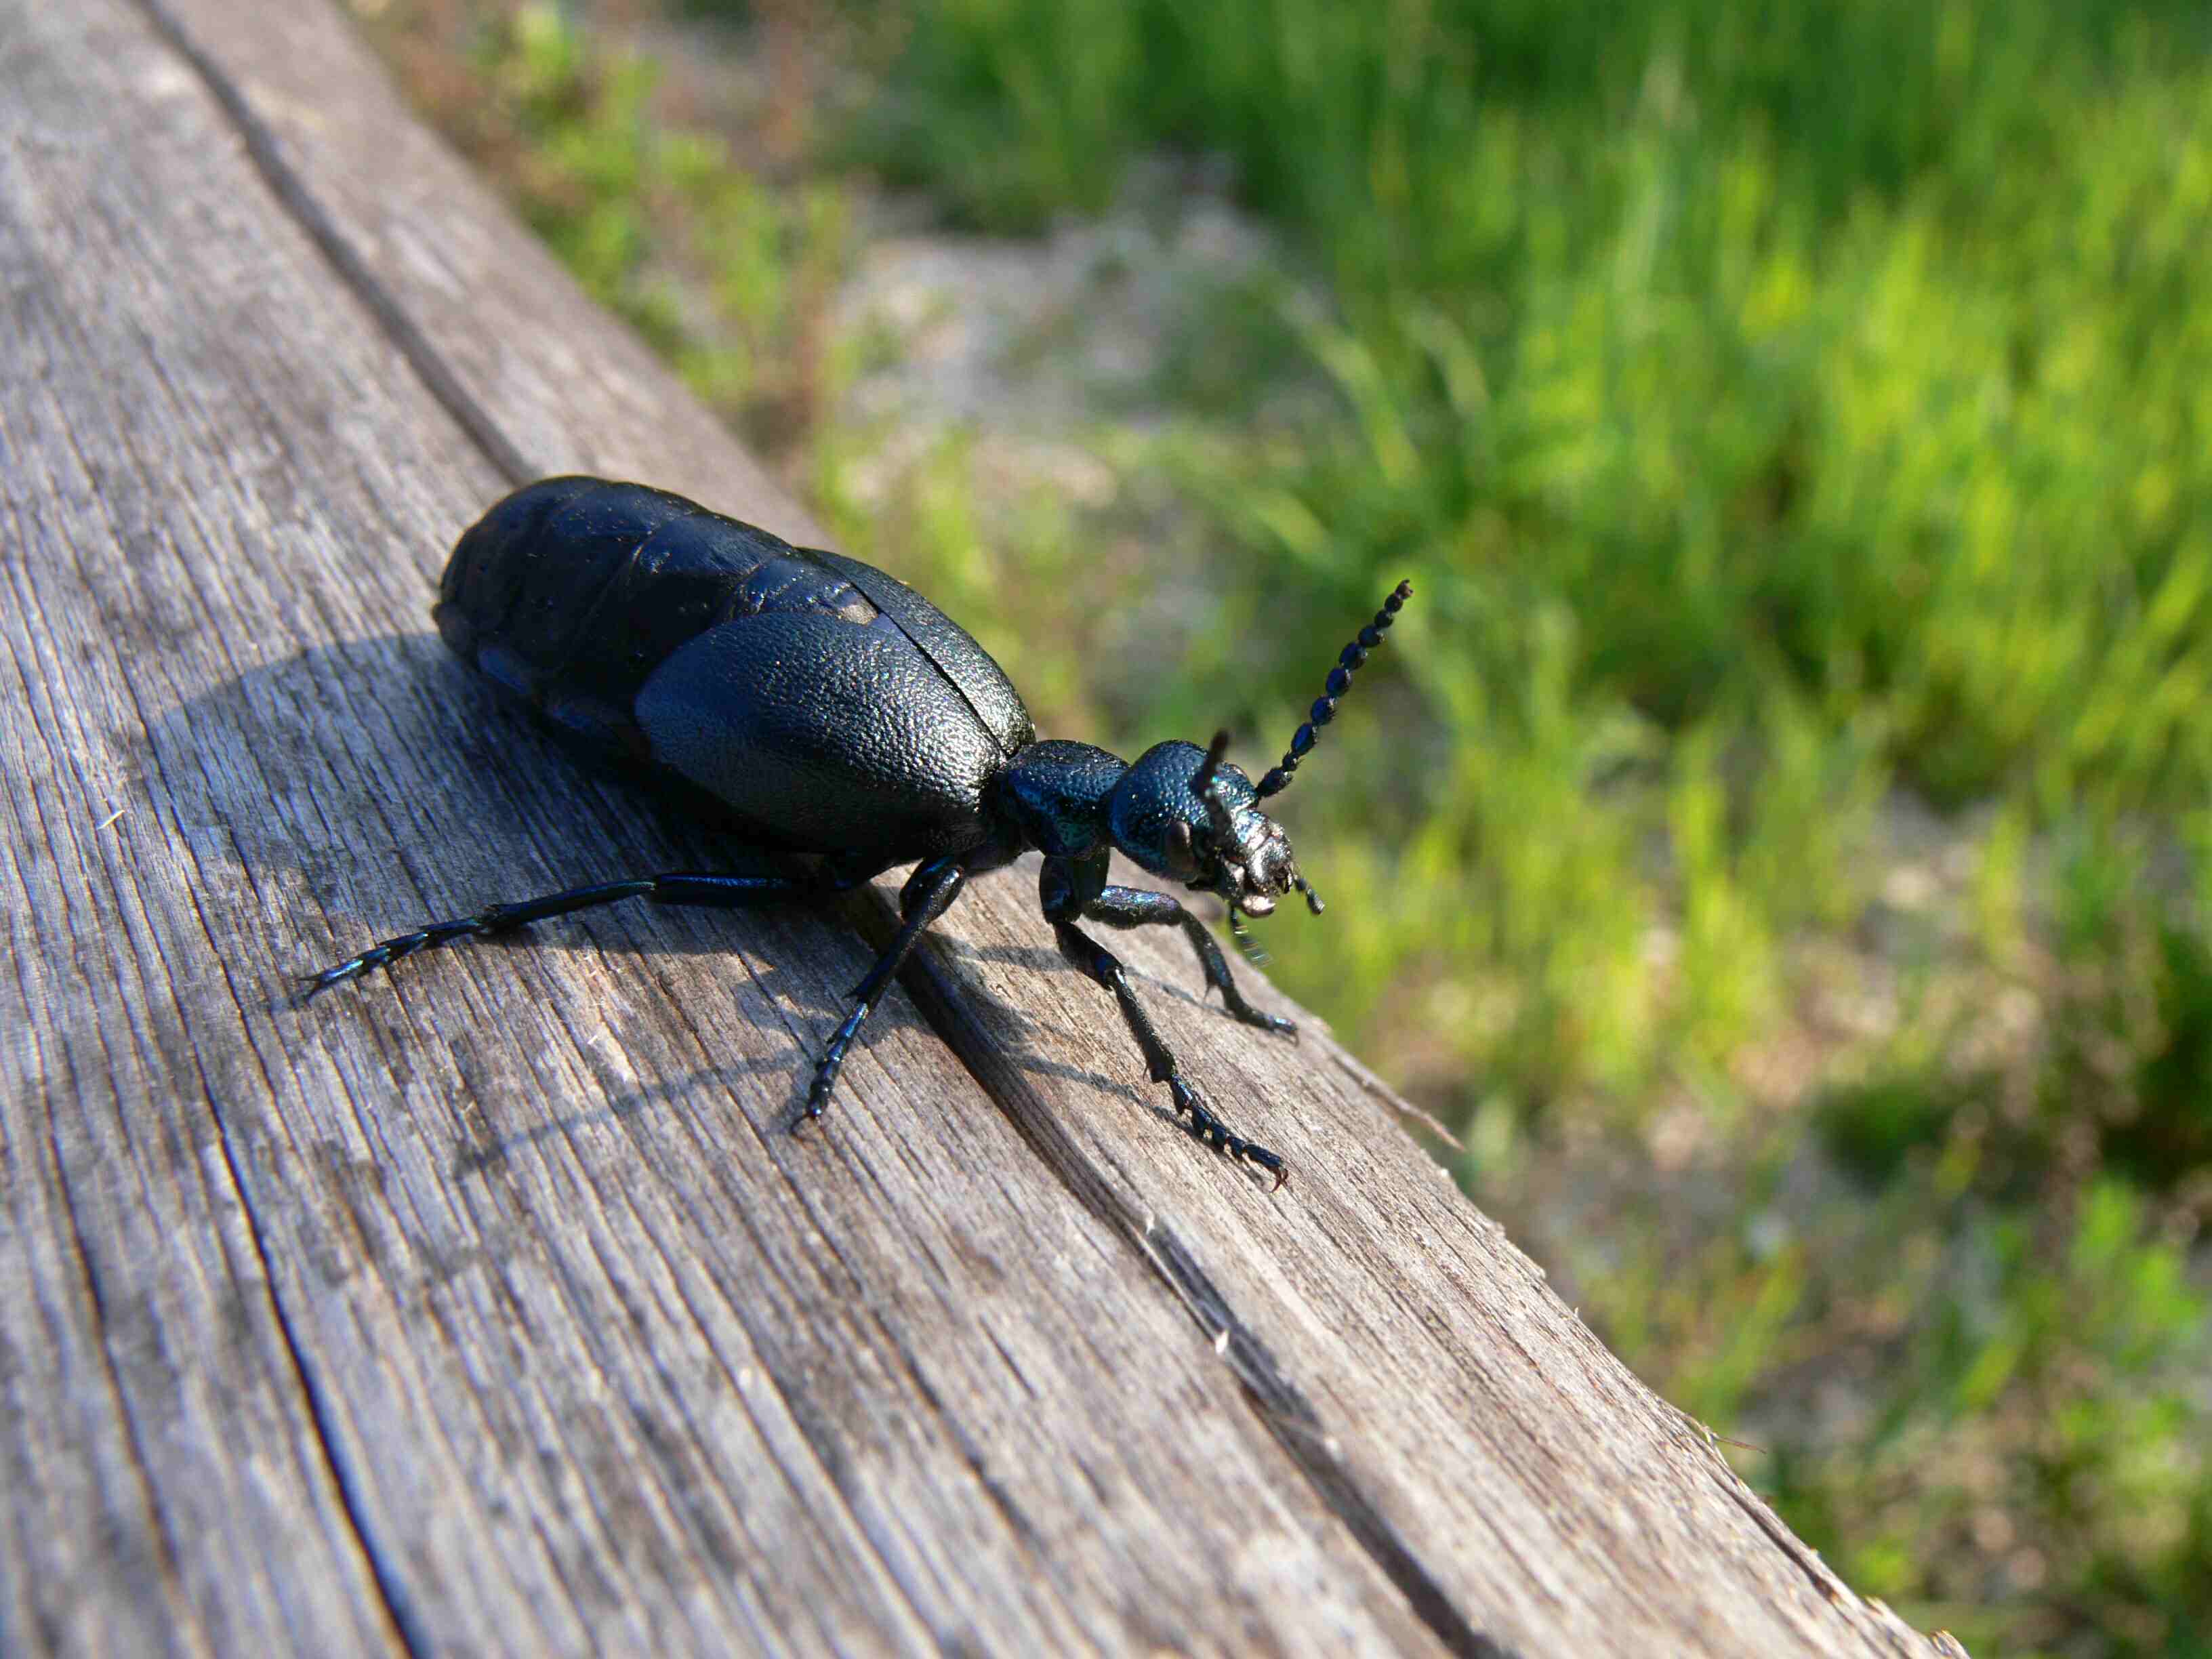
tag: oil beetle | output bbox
[304,477,1410,1185]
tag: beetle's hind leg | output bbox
[297,855,884,1001]
[1081,886,1296,1040]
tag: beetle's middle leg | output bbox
[803,854,968,1116]
[298,853,888,998]
[1080,886,1296,1040]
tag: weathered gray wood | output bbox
[0,0,1963,1654]
[0,9,1443,1657]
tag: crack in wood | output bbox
[1134,1218,1517,1659]
[893,940,1515,1658]
[133,0,537,493]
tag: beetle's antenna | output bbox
[1225,905,1269,965]
[1192,728,1240,849]
[1255,579,1412,800]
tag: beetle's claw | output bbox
[295,961,365,1005]
[790,1080,834,1134]
[1229,1134,1290,1189]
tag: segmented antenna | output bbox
[1192,729,1238,846]
[1225,907,1269,965]
[1256,579,1412,799]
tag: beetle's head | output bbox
[1103,578,1411,953]
[1107,737,1317,923]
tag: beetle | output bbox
[304,476,1410,1186]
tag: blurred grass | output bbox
[360,2,2212,1652]
[370,0,853,455]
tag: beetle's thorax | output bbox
[994,737,1301,914]
[991,739,1128,859]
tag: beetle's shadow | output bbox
[166,632,863,943]
[451,1042,1164,1185]
[965,939,1248,1022]
[163,635,926,1042]
[163,633,1179,1138]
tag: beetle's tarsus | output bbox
[1210,983,1291,1038]
[1166,1077,1288,1189]
[301,869,849,1022]
[293,972,342,1006]
[1054,912,1290,1187]
[297,927,447,1002]
[1078,884,1294,1042]
[300,903,543,1005]
[807,1001,872,1117]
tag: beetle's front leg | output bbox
[1041,857,1286,1187]
[1080,886,1296,1039]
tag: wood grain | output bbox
[0,0,1963,1653]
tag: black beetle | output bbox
[305,477,1410,1186]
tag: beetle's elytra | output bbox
[305,477,1411,1185]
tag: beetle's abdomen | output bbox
[636,614,1013,860]
[434,477,1031,861]
[436,478,880,739]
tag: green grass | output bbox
[367,3,2212,1651]
[407,1,853,457]
[843,4,2212,1649]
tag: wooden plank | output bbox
[0,4,1450,1656]
[140,0,819,544]
[0,0,1965,1653]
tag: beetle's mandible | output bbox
[303,477,1411,1186]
